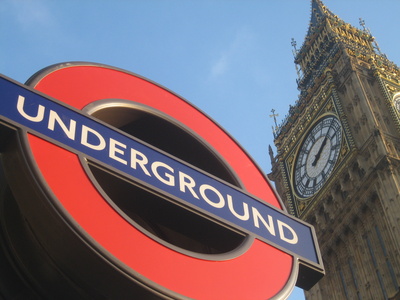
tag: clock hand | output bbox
[311,135,328,166]
[311,118,334,167]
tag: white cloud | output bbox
[210,53,228,78]
[208,26,255,80]
[3,0,82,60]
[6,0,54,30]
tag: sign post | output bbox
[0,63,324,299]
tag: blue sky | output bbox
[2,1,400,299]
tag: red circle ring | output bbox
[26,62,295,299]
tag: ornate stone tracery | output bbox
[269,1,400,299]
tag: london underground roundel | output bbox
[0,62,324,299]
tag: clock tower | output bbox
[270,0,400,299]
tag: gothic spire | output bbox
[296,0,333,64]
[305,0,338,43]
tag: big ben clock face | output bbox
[293,115,342,198]
[394,96,400,113]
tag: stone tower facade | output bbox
[269,1,400,299]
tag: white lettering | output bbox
[227,195,249,221]
[252,207,276,236]
[199,184,225,208]
[277,220,298,244]
[109,138,127,165]
[17,95,45,122]
[48,110,76,140]
[81,125,106,150]
[151,161,175,186]
[130,148,151,176]
[179,171,199,199]
[14,94,302,249]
